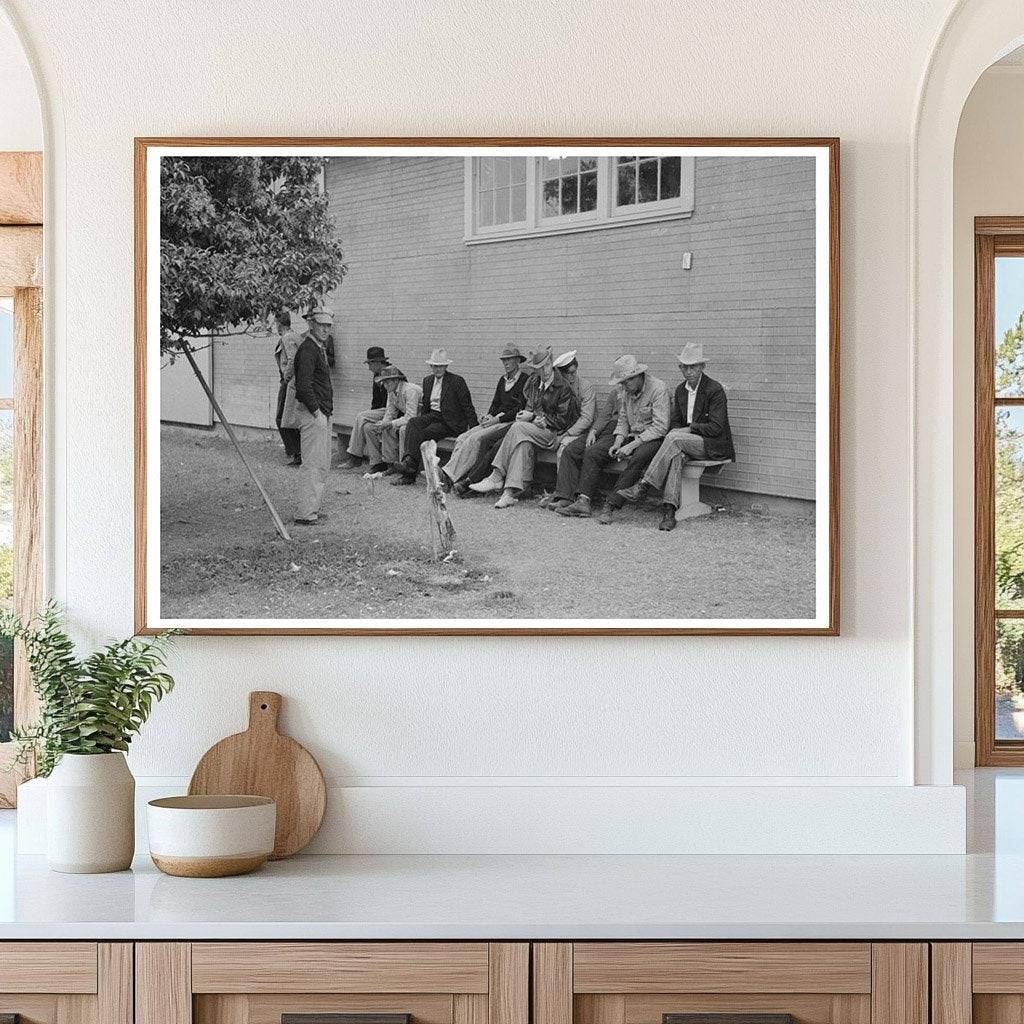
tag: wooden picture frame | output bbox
[975,216,1024,765]
[135,137,840,637]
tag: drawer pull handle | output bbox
[283,1016,411,1024]
[665,1016,797,1024]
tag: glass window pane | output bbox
[494,187,511,225]
[617,155,634,164]
[495,157,510,187]
[996,256,1024,397]
[510,183,527,222]
[638,158,659,203]
[0,409,12,743]
[0,301,13,400]
[510,157,527,184]
[478,157,494,191]
[660,156,682,199]
[561,174,578,215]
[542,157,560,180]
[617,161,636,206]
[478,190,494,227]
[560,156,578,176]
[997,619,1024,740]
[997,406,1024,610]
[542,178,559,217]
[580,157,597,171]
[579,170,597,212]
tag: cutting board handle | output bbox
[248,691,282,734]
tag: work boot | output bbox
[557,495,592,518]
[616,480,651,504]
[391,473,416,486]
[383,463,402,476]
[659,505,678,531]
[287,455,302,467]
[368,462,389,474]
[597,505,617,525]
[470,471,505,494]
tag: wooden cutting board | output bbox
[188,691,326,859]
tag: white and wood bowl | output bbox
[147,795,277,877]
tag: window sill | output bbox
[464,207,694,245]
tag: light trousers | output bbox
[346,407,386,457]
[296,407,333,520]
[491,420,557,491]
[363,419,407,464]
[642,427,707,507]
[443,421,511,482]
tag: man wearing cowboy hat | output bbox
[393,348,478,485]
[470,347,580,509]
[362,365,423,473]
[292,306,336,525]
[615,342,735,531]
[340,345,393,470]
[442,343,529,492]
[558,354,670,523]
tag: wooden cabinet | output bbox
[136,943,529,1024]
[532,943,928,1024]
[931,943,1024,1024]
[0,942,132,1024]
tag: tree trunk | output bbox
[421,440,456,559]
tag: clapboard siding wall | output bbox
[191,154,817,500]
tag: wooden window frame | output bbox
[0,151,43,807]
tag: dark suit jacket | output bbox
[671,374,735,461]
[419,372,478,434]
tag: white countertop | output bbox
[2,850,1024,940]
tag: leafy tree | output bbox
[996,315,1024,611]
[160,156,347,351]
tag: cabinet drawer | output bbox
[534,943,925,1024]
[0,942,98,993]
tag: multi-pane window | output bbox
[476,156,528,229]
[465,154,695,241]
[541,156,598,218]
[615,155,683,208]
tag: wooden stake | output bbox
[421,440,456,559]
[179,343,292,542]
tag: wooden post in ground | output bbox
[179,343,292,542]
[421,440,456,559]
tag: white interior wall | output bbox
[0,8,39,151]
[0,0,978,852]
[952,63,1024,768]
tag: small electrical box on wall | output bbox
[682,251,693,270]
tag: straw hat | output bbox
[425,348,452,366]
[499,344,526,362]
[376,364,407,383]
[308,307,334,325]
[553,350,578,368]
[608,354,648,385]
[677,342,706,365]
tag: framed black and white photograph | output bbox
[135,137,839,636]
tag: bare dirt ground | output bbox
[159,425,816,621]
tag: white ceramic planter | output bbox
[46,752,135,873]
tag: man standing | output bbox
[363,365,423,472]
[292,308,335,525]
[470,348,579,509]
[557,355,670,524]
[442,343,528,492]
[615,342,735,531]
[392,348,478,485]
[273,310,303,465]
[340,346,392,470]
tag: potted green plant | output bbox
[2,604,177,873]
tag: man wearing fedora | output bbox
[552,349,596,459]
[340,345,392,470]
[362,365,423,473]
[292,307,336,525]
[393,348,478,485]
[471,348,580,509]
[558,354,670,524]
[615,342,735,531]
[442,344,528,492]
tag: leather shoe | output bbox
[557,496,591,518]
[597,506,616,525]
[494,490,519,509]
[616,481,649,504]
[659,507,677,531]
[383,464,402,476]
[368,462,389,474]
[391,474,416,486]
[470,471,505,493]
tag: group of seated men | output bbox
[332,341,736,533]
